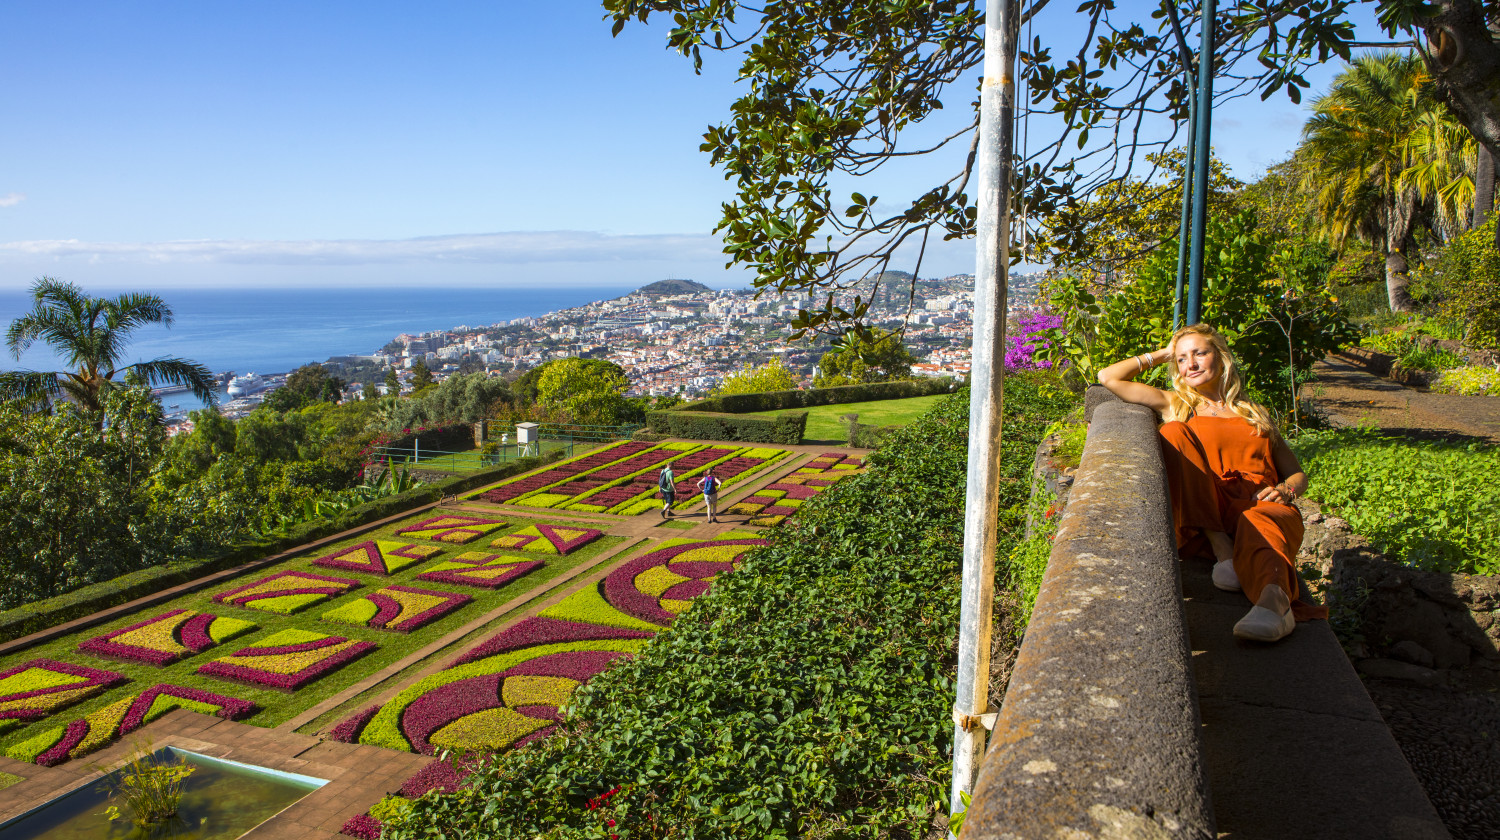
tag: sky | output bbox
[0,2,1386,292]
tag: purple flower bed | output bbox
[341,814,383,840]
[476,441,653,503]
[328,704,380,743]
[373,586,473,633]
[213,571,362,610]
[197,635,376,692]
[416,558,542,590]
[450,616,656,668]
[601,539,766,626]
[0,659,129,727]
[119,684,258,732]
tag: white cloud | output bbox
[0,230,728,266]
[0,193,25,208]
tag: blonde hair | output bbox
[1162,324,1276,437]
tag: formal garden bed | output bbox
[464,439,789,515]
[730,452,865,525]
[0,508,626,767]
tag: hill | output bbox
[636,278,711,296]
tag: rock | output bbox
[1308,512,1325,524]
[1324,517,1350,532]
[1357,658,1443,687]
[1391,640,1436,669]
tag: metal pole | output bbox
[950,0,1017,825]
[1163,1,1197,332]
[1185,0,1216,326]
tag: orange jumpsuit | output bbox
[1159,416,1327,622]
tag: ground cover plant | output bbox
[0,507,624,767]
[395,515,508,544]
[490,523,604,554]
[328,532,767,765]
[78,609,257,666]
[313,540,445,575]
[1291,428,1500,575]
[730,452,864,525]
[383,372,1077,839]
[744,394,947,442]
[7,684,256,766]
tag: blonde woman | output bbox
[1097,324,1324,642]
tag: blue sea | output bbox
[0,285,636,414]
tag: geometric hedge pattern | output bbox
[78,609,257,666]
[5,684,257,766]
[732,452,864,525]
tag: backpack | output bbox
[702,475,718,494]
[659,471,674,492]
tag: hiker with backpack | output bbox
[698,467,721,524]
[657,465,676,518]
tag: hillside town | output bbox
[309,272,1046,406]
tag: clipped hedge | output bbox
[0,450,566,646]
[646,409,808,445]
[674,377,956,415]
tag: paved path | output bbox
[1305,354,1500,444]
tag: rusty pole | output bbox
[950,0,1018,825]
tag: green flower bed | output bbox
[1291,428,1500,575]
[1431,366,1500,396]
[384,372,1077,839]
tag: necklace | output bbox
[1201,397,1228,416]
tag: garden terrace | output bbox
[0,438,871,839]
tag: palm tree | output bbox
[2,277,218,414]
[1297,52,1445,312]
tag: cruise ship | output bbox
[225,373,268,398]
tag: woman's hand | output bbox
[1255,481,1300,506]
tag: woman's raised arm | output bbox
[1097,347,1173,414]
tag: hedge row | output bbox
[645,410,808,445]
[0,450,565,646]
[675,377,957,415]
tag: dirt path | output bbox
[1305,354,1500,444]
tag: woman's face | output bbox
[1174,334,1221,391]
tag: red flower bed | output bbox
[477,442,654,503]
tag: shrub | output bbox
[383,372,1078,839]
[1430,218,1500,349]
[1431,366,1500,396]
[646,410,807,444]
[677,377,955,414]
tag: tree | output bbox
[262,363,345,412]
[1297,52,1467,312]
[815,329,915,387]
[713,357,799,396]
[385,367,401,396]
[363,381,379,401]
[605,1,1500,335]
[410,359,434,391]
[377,372,513,433]
[0,386,170,607]
[2,277,217,415]
[535,358,633,424]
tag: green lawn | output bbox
[745,394,948,443]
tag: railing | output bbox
[370,439,574,473]
[483,421,643,448]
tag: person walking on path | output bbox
[1097,323,1326,643]
[657,465,676,518]
[698,467,721,524]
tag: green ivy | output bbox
[384,372,1078,839]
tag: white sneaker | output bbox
[1212,560,1241,592]
[1233,585,1295,642]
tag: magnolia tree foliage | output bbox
[536,358,636,425]
[605,0,1500,337]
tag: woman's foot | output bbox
[1211,559,1241,592]
[1233,584,1295,642]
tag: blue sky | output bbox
[0,2,1381,292]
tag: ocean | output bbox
[0,285,637,414]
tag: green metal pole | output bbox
[1186,0,1216,326]
[1163,2,1196,332]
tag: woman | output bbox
[698,467,721,524]
[1097,324,1325,642]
